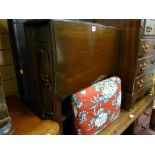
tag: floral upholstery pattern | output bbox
[71,76,121,135]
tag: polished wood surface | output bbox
[25,20,120,99]
[52,20,120,98]
[6,96,59,135]
[98,95,155,135]
[23,20,121,133]
[7,19,155,134]
[93,19,121,28]
[118,19,155,110]
[118,19,141,94]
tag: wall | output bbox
[0,19,18,96]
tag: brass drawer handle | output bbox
[146,26,153,32]
[140,62,147,70]
[142,44,149,51]
[137,80,144,88]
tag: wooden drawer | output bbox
[137,105,152,125]
[143,20,155,36]
[134,117,151,135]
[138,39,155,57]
[133,73,153,93]
[134,105,153,135]
[136,55,155,75]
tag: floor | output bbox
[6,95,59,135]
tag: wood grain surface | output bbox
[6,95,59,135]
[98,95,155,135]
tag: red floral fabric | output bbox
[71,76,121,135]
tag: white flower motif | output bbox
[80,90,86,95]
[111,113,116,121]
[101,81,118,98]
[95,113,108,128]
[112,99,116,106]
[116,92,121,107]
[77,129,83,135]
[79,111,87,124]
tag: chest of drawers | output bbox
[118,19,155,110]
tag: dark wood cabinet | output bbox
[118,19,155,110]
[24,20,121,100]
[22,20,121,133]
[94,19,155,110]
[9,19,155,134]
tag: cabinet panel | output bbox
[53,20,120,98]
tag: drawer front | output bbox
[134,105,152,135]
[137,106,152,125]
[134,118,151,135]
[134,73,153,93]
[136,56,155,75]
[138,39,155,57]
[143,20,155,36]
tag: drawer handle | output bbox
[137,79,144,88]
[146,26,153,32]
[142,44,149,51]
[140,62,147,70]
